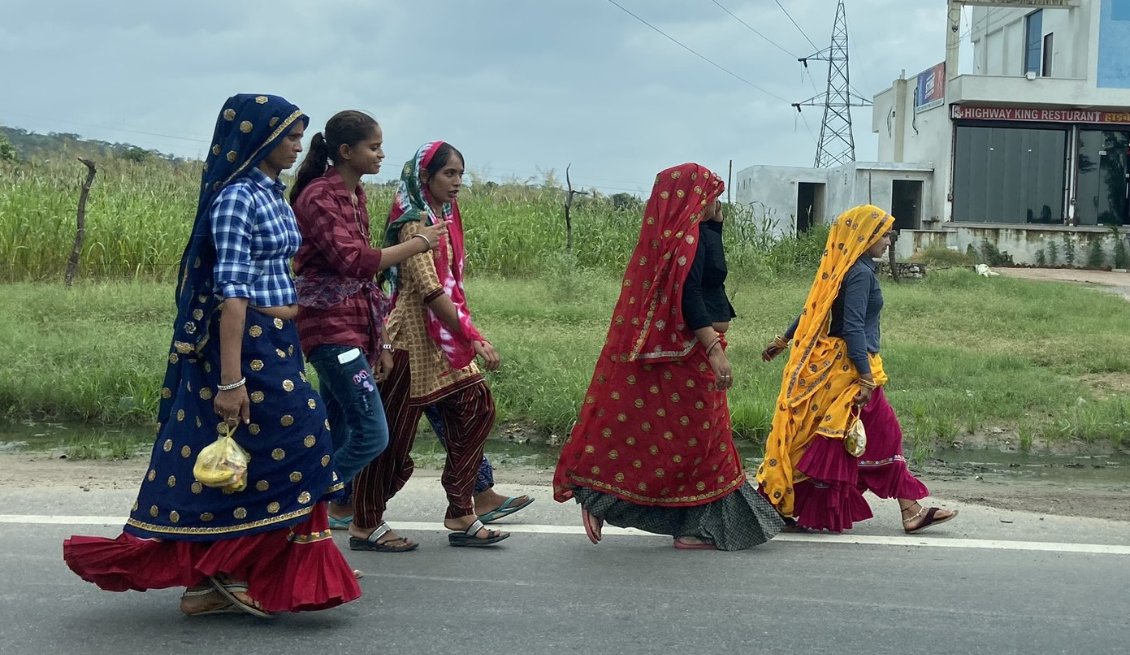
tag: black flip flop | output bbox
[448,519,509,547]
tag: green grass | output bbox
[4,270,1130,456]
[62,434,143,460]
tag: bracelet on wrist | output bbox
[773,335,788,349]
[705,337,722,356]
[217,377,247,392]
[412,233,433,252]
[858,379,877,389]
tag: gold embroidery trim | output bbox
[566,473,742,505]
[127,505,314,536]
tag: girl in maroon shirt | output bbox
[290,110,446,550]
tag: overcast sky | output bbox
[1,0,973,195]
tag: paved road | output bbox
[2,478,1128,655]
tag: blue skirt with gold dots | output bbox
[123,307,343,542]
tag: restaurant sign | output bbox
[951,105,1130,125]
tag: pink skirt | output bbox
[63,502,360,613]
[792,388,928,532]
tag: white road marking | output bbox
[3,514,1129,555]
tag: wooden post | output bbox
[563,164,590,252]
[64,158,97,287]
[888,230,900,283]
[727,159,732,206]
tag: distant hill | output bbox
[0,125,194,164]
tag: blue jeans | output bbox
[308,345,390,488]
[423,404,494,494]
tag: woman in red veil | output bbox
[553,163,783,550]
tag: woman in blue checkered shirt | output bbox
[64,94,360,618]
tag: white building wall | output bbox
[732,165,827,238]
[872,71,948,222]
[733,163,934,236]
[973,5,1091,79]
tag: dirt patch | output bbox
[996,267,1130,301]
[923,478,1128,522]
[0,454,146,492]
[1080,372,1130,400]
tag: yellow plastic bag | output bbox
[192,425,250,492]
[844,414,867,458]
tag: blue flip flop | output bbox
[478,496,534,524]
[328,514,353,530]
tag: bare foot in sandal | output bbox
[349,521,419,552]
[209,577,271,618]
[444,516,509,547]
[180,586,237,616]
[900,502,958,534]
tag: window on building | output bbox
[891,180,922,231]
[796,183,825,232]
[1024,10,1043,76]
[952,125,1067,224]
[1042,33,1053,77]
[1076,129,1130,226]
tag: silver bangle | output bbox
[216,377,246,392]
[412,233,433,252]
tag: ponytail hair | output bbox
[290,132,330,203]
[289,110,380,204]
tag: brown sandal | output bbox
[902,504,958,534]
[180,587,240,616]
[209,577,272,619]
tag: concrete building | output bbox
[734,0,1130,266]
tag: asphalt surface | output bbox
[2,478,1128,655]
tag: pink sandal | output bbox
[673,536,718,550]
[581,508,603,544]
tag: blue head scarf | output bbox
[158,93,308,425]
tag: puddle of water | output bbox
[0,420,562,467]
[918,448,1130,488]
[0,420,154,454]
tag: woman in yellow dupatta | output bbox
[757,205,958,534]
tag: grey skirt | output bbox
[573,481,784,551]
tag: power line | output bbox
[772,2,868,103]
[803,67,822,95]
[604,0,790,103]
[797,110,819,147]
[960,6,1000,41]
[774,0,819,51]
[709,0,797,59]
[793,0,865,168]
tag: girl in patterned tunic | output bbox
[350,141,509,549]
[552,163,783,551]
[63,94,361,617]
